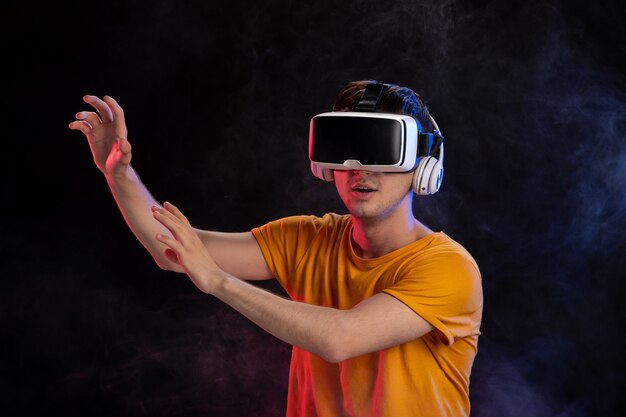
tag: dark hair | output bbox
[332,80,437,132]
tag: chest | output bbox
[290,243,418,308]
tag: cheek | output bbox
[385,173,414,192]
[333,179,349,197]
[332,170,346,180]
[332,172,353,202]
[403,174,415,190]
[332,171,348,189]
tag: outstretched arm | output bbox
[153,202,434,362]
[69,95,272,279]
[68,95,172,267]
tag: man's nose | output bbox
[351,170,374,177]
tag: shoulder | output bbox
[422,232,480,276]
[258,212,350,230]
[250,213,352,269]
[252,212,351,239]
[385,233,483,326]
[392,232,482,302]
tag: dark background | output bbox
[2,0,625,416]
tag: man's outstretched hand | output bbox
[152,201,224,294]
[68,95,131,177]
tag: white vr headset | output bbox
[308,83,445,195]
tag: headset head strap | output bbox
[355,82,389,112]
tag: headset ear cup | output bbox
[429,161,444,194]
[310,162,335,182]
[428,143,444,194]
[412,156,440,195]
[412,161,421,194]
[412,157,431,195]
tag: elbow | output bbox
[320,347,350,364]
[320,337,355,363]
[153,257,183,273]
[317,319,355,363]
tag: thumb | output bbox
[118,137,132,153]
[117,137,133,164]
[164,248,179,264]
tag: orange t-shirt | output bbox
[251,213,483,417]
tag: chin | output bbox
[348,205,387,221]
[346,197,409,221]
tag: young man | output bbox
[69,80,483,417]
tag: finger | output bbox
[163,248,179,264]
[68,120,94,134]
[74,111,102,128]
[152,204,182,225]
[156,234,182,264]
[119,137,132,154]
[163,201,192,227]
[116,137,133,165]
[153,208,187,240]
[156,232,180,249]
[83,95,115,124]
[103,96,127,129]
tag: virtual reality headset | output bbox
[308,111,443,173]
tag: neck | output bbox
[350,201,433,259]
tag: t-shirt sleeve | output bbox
[382,251,483,346]
[251,215,322,286]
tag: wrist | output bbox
[207,270,238,298]
[105,165,134,186]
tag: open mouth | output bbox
[353,186,376,193]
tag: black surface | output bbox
[3,1,625,416]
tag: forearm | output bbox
[106,165,181,271]
[211,272,348,362]
[150,203,431,362]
